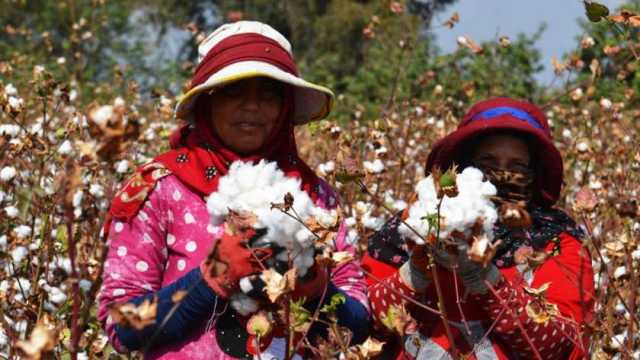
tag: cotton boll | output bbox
[318,161,335,176]
[0,167,17,182]
[0,124,20,137]
[48,286,68,304]
[230,293,259,316]
[613,266,627,279]
[610,331,627,350]
[363,159,385,174]
[72,190,84,208]
[362,213,384,230]
[114,160,129,174]
[313,208,338,228]
[78,279,92,293]
[4,206,20,219]
[58,140,73,155]
[89,184,105,198]
[399,167,497,244]
[11,246,29,263]
[206,160,334,278]
[393,200,407,211]
[294,228,315,249]
[14,278,31,297]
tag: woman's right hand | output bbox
[399,243,433,292]
[200,227,272,299]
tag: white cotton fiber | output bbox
[206,161,334,279]
[230,292,259,316]
[399,167,498,244]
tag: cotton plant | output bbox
[399,167,499,257]
[206,160,339,314]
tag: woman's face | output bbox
[209,77,284,155]
[470,133,531,174]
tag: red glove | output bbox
[201,228,272,298]
[290,264,329,302]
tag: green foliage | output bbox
[567,0,640,106]
[320,293,346,314]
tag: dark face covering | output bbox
[475,165,535,204]
[470,163,583,268]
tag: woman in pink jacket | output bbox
[98,21,369,359]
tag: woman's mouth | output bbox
[233,121,265,132]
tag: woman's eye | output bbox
[511,163,530,173]
[473,160,495,171]
[260,89,282,102]
[221,83,243,96]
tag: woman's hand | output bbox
[290,264,329,301]
[200,227,272,299]
[399,244,434,292]
[433,233,501,295]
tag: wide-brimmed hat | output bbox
[175,21,333,125]
[426,97,563,206]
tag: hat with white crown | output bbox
[175,21,333,125]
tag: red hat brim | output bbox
[426,116,563,207]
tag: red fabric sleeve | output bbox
[362,254,401,287]
[471,232,594,359]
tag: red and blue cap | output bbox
[426,97,563,206]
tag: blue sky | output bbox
[430,0,626,84]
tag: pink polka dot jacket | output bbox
[97,174,370,359]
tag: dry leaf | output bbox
[109,297,158,330]
[331,251,355,266]
[246,311,272,336]
[380,304,416,335]
[551,56,566,75]
[574,187,598,212]
[499,36,511,47]
[457,35,483,54]
[442,12,460,28]
[467,235,501,267]
[261,268,297,303]
[389,1,404,14]
[603,241,625,257]
[16,321,57,359]
[525,300,560,324]
[75,140,98,163]
[355,337,385,358]
[590,58,601,79]
[523,282,551,297]
[525,250,548,268]
[608,10,640,26]
[305,210,341,245]
[271,192,295,212]
[604,45,622,56]
[225,209,257,235]
[499,202,532,229]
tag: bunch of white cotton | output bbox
[206,160,337,314]
[399,167,498,244]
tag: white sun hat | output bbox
[175,21,334,125]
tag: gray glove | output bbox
[433,240,501,295]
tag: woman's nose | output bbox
[238,82,261,110]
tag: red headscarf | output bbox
[107,33,321,223]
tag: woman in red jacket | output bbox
[363,97,594,359]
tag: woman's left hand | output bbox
[290,264,329,301]
[433,235,501,295]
